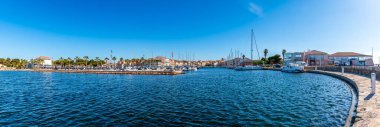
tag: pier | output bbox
[33,69,184,75]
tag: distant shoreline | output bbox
[0,69,32,71]
[31,69,184,75]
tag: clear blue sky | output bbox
[0,0,379,63]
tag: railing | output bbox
[306,66,380,81]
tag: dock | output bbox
[33,69,184,75]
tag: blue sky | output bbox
[0,0,379,63]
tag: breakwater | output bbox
[33,69,184,75]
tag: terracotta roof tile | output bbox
[306,50,328,55]
[330,52,371,57]
[36,56,51,60]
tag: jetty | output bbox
[33,69,184,75]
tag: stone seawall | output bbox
[308,70,380,127]
[308,71,358,127]
[305,66,380,81]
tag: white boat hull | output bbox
[235,66,262,71]
[281,66,304,73]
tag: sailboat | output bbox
[235,29,263,71]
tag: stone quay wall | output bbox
[308,70,380,127]
[305,66,380,81]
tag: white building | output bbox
[0,64,6,68]
[36,56,53,66]
[154,56,173,66]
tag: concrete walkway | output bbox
[313,70,380,127]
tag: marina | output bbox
[33,69,184,75]
[1,0,379,126]
[0,68,355,126]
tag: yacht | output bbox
[189,66,198,71]
[182,66,197,71]
[281,62,306,73]
[235,65,262,71]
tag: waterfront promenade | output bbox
[311,70,380,127]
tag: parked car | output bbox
[273,64,282,68]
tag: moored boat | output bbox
[281,62,306,73]
[235,66,262,71]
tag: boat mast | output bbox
[251,29,253,60]
[252,29,261,60]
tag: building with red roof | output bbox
[304,50,329,66]
[328,52,373,66]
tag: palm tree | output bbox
[140,57,145,67]
[112,57,117,69]
[59,57,64,69]
[33,59,44,69]
[282,49,287,64]
[104,57,109,69]
[19,59,28,69]
[264,49,268,60]
[67,57,72,70]
[242,55,246,67]
[119,57,124,69]
[75,56,80,69]
[83,56,89,69]
[264,49,268,65]
[125,59,130,66]
[95,57,100,69]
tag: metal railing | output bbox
[308,66,380,81]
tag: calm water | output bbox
[0,68,354,126]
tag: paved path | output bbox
[314,71,380,127]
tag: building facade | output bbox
[224,58,254,67]
[150,56,174,66]
[304,50,329,66]
[36,56,53,66]
[328,52,373,66]
[284,52,305,64]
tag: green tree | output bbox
[268,54,282,64]
[0,58,28,69]
[34,59,44,69]
[104,57,109,69]
[95,57,100,68]
[67,57,72,70]
[282,49,286,60]
[83,56,89,69]
[112,57,117,69]
[125,59,130,66]
[75,56,80,69]
[264,49,268,60]
[59,57,64,68]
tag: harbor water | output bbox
[0,68,354,126]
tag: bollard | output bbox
[371,73,376,94]
[341,67,344,74]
